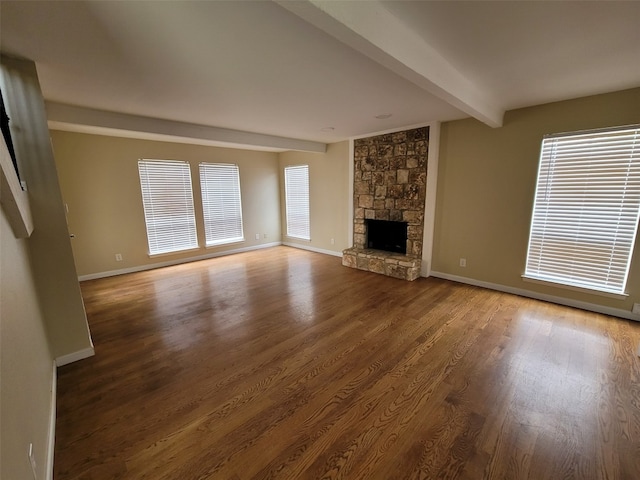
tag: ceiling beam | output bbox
[276,0,504,128]
[46,103,327,153]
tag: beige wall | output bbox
[279,141,350,254]
[51,131,282,277]
[1,208,54,480]
[433,87,640,315]
[1,55,92,361]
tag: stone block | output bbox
[358,194,374,208]
[375,185,387,199]
[390,157,406,169]
[386,264,407,280]
[397,169,409,184]
[407,225,422,239]
[406,156,420,168]
[394,143,407,156]
[342,253,357,268]
[375,210,390,220]
[362,157,374,171]
[374,199,385,210]
[355,181,372,194]
[362,171,372,181]
[409,170,426,185]
[388,184,404,198]
[355,207,365,219]
[407,267,420,281]
[389,209,403,221]
[354,222,366,234]
[356,256,369,270]
[405,184,420,200]
[379,144,393,159]
[354,233,366,247]
[369,258,384,274]
[373,172,385,185]
[385,198,395,209]
[375,158,390,170]
[385,171,397,184]
[392,132,407,143]
[355,145,369,158]
[365,209,376,219]
[403,210,424,224]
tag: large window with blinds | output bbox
[284,165,310,240]
[199,163,244,246]
[138,159,198,255]
[524,125,640,295]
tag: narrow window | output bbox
[199,163,244,246]
[284,165,310,240]
[138,159,198,255]
[524,125,640,295]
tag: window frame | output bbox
[284,165,311,241]
[523,124,640,297]
[138,159,199,256]
[199,162,245,247]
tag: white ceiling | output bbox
[1,0,639,151]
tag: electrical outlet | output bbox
[115,253,123,261]
[330,238,335,245]
[459,258,467,267]
[255,233,260,240]
[632,303,640,315]
[28,443,37,479]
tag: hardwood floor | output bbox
[55,246,640,479]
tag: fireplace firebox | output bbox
[366,219,407,254]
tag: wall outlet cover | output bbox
[632,303,640,315]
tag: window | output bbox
[138,159,198,255]
[199,163,244,246]
[524,125,640,295]
[284,165,310,240]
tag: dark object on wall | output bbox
[0,89,21,185]
[366,219,408,254]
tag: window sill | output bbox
[521,275,628,300]
[206,239,245,249]
[148,247,200,258]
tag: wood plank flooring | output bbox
[54,246,640,479]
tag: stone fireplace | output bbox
[342,126,429,281]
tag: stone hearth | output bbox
[342,126,429,281]
[342,247,421,281]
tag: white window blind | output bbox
[524,125,640,295]
[284,165,310,240]
[199,163,244,246]
[138,159,198,255]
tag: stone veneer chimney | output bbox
[342,126,429,281]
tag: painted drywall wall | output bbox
[433,87,640,315]
[51,131,282,277]
[1,207,55,480]
[1,55,93,361]
[279,141,350,255]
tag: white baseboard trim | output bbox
[55,346,95,367]
[282,242,343,258]
[78,242,283,281]
[47,361,57,480]
[429,271,640,322]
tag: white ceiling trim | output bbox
[46,102,327,153]
[276,0,504,128]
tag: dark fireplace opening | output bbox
[366,219,408,254]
